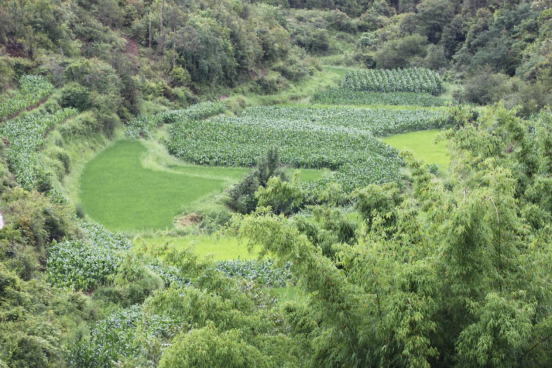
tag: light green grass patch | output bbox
[382,130,450,173]
[224,66,342,110]
[80,140,249,231]
[134,234,259,261]
[323,65,356,77]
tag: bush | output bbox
[226,148,288,214]
[0,58,14,92]
[60,83,92,111]
[252,72,288,94]
[374,34,427,69]
[456,66,509,105]
[170,66,191,87]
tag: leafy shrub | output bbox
[227,148,288,214]
[373,34,427,69]
[60,83,92,111]
[252,72,289,95]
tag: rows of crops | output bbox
[47,221,188,291]
[0,75,54,121]
[312,89,451,107]
[167,108,404,190]
[242,106,448,136]
[0,107,77,189]
[342,68,443,95]
[126,101,225,139]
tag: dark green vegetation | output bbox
[2,0,552,367]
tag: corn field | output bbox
[0,75,54,121]
[342,68,444,95]
[167,107,406,191]
[312,89,452,107]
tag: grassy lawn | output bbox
[133,234,259,261]
[80,140,249,231]
[382,129,450,173]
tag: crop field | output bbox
[167,105,449,191]
[312,89,452,107]
[0,75,54,121]
[343,68,443,95]
[126,101,225,140]
[241,106,448,136]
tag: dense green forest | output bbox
[2,0,552,367]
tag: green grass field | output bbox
[80,140,249,231]
[80,140,327,231]
[382,129,450,172]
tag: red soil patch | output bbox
[123,36,139,57]
[175,213,202,228]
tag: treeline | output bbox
[1,1,551,116]
[0,0,319,104]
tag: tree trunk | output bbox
[148,7,152,49]
[157,0,166,55]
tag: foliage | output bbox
[0,75,53,121]
[60,83,92,112]
[214,259,293,287]
[227,147,288,214]
[373,34,428,70]
[343,68,444,95]
[224,106,552,367]
[256,175,304,215]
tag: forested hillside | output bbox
[1,0,552,367]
